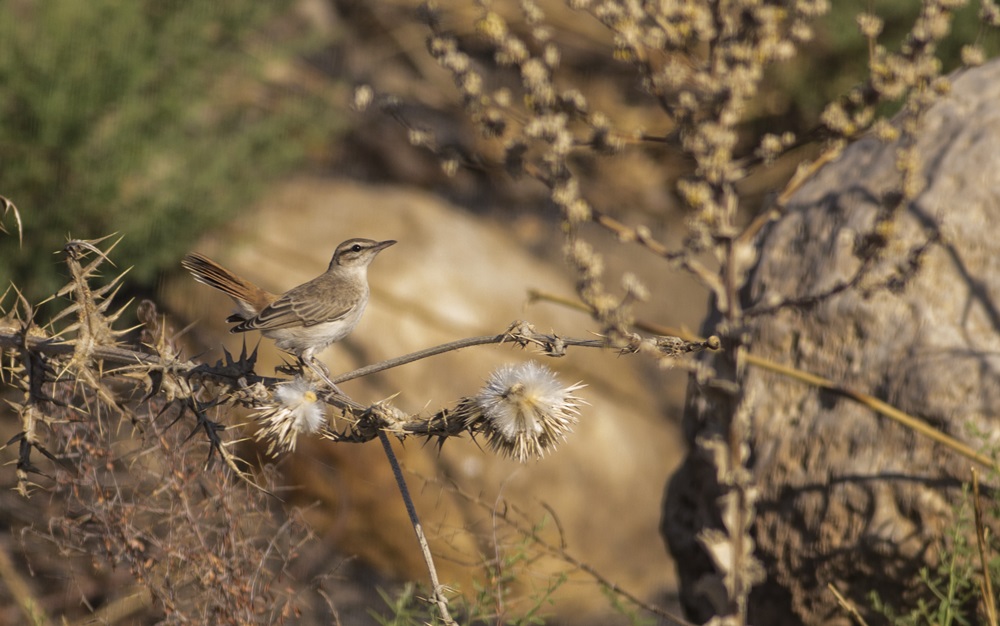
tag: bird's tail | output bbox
[181,253,273,316]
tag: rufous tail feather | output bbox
[181,253,271,310]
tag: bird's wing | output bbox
[234,288,354,331]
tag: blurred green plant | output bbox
[760,0,999,136]
[0,0,343,302]
[870,486,979,626]
[868,450,1000,626]
[372,524,566,626]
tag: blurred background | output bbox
[0,1,994,624]
[1,0,990,302]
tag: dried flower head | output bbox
[353,84,374,112]
[254,376,326,454]
[467,361,585,462]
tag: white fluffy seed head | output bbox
[255,376,326,454]
[472,361,585,462]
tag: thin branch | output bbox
[827,583,870,626]
[748,354,1000,473]
[588,209,726,297]
[0,333,161,366]
[532,289,1000,474]
[71,586,153,626]
[331,329,603,385]
[527,289,703,342]
[972,468,998,626]
[378,430,456,625]
[332,334,534,383]
[422,475,697,626]
[736,143,845,247]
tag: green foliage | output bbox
[0,0,343,301]
[372,584,431,626]
[601,585,658,626]
[870,484,993,626]
[763,0,1000,134]
[372,518,568,625]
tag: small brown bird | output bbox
[182,238,396,369]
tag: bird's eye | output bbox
[351,244,362,252]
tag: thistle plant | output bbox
[0,231,708,625]
[463,360,585,462]
[254,375,327,454]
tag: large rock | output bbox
[663,60,1000,624]
[169,177,695,623]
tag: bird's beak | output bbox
[375,240,397,252]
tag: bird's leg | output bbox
[303,356,345,396]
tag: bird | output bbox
[182,238,396,381]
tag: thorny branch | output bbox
[0,236,715,483]
[0,235,711,623]
[1,310,712,448]
[0,195,22,245]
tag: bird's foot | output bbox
[302,357,344,396]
